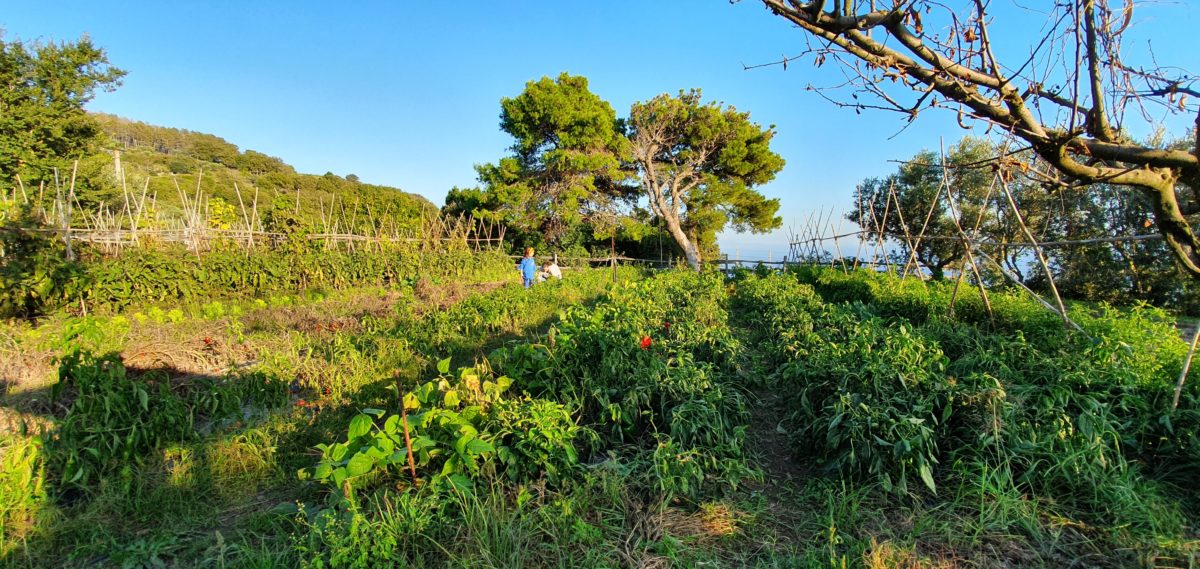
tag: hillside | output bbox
[66,114,437,234]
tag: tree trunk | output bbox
[929,262,946,281]
[662,215,702,271]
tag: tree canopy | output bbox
[0,34,125,187]
[457,76,784,267]
[469,73,635,247]
[628,90,784,269]
[850,137,998,279]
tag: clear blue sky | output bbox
[4,1,1197,260]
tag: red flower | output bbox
[662,321,671,330]
[203,337,213,346]
[640,335,652,350]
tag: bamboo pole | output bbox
[939,147,992,320]
[886,181,924,282]
[251,186,261,233]
[65,163,79,261]
[998,175,1071,329]
[233,182,253,248]
[1173,327,1200,411]
[903,180,945,278]
[15,174,28,204]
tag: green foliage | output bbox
[48,351,196,492]
[25,245,513,316]
[790,265,933,324]
[730,272,820,367]
[85,114,435,234]
[0,436,50,556]
[629,89,784,264]
[745,267,1200,537]
[464,75,785,264]
[303,362,579,495]
[491,270,756,499]
[469,72,635,247]
[0,35,124,187]
[0,204,88,317]
[44,351,287,494]
[782,310,951,494]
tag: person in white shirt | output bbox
[537,261,563,283]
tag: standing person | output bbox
[518,247,538,289]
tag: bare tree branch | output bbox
[757,0,1200,276]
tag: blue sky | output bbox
[4,1,1197,260]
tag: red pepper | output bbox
[640,335,652,350]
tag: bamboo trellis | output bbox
[0,162,507,257]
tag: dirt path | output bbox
[747,388,805,484]
[741,385,812,544]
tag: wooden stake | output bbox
[15,174,28,204]
[1173,327,1200,411]
[999,175,1071,329]
[65,163,78,261]
[395,373,419,486]
[234,182,253,247]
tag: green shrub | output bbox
[0,436,51,555]
[780,310,952,494]
[490,270,756,498]
[45,350,286,494]
[48,351,197,492]
[302,360,580,497]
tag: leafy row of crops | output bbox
[734,266,1199,559]
[1,267,655,565]
[0,229,514,317]
[3,264,1197,566]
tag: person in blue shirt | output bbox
[518,247,538,288]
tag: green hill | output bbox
[62,113,436,234]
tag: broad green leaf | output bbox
[465,438,494,455]
[410,436,436,450]
[495,376,513,393]
[447,473,472,491]
[346,452,374,477]
[348,414,372,440]
[437,357,451,375]
[362,408,386,417]
[383,415,400,434]
[332,466,347,487]
[444,390,460,408]
[329,443,349,462]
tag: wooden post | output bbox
[1173,327,1200,411]
[940,161,993,320]
[15,174,28,204]
[610,233,616,284]
[395,372,419,486]
[64,164,77,261]
[234,182,253,248]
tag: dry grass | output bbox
[659,502,740,543]
[863,538,958,569]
